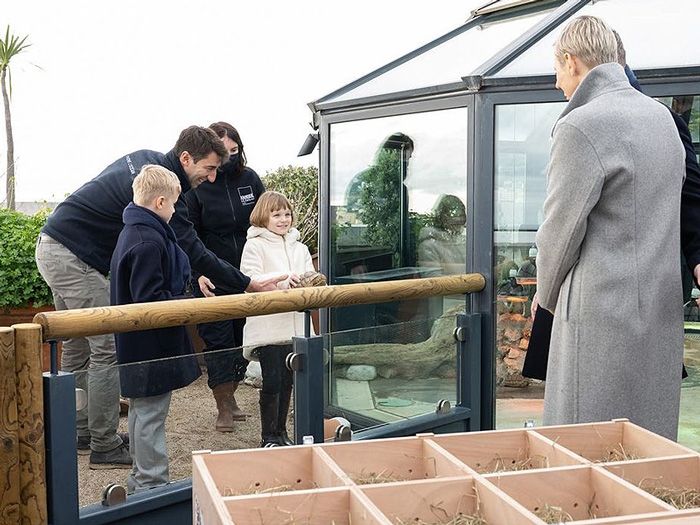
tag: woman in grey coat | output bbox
[535,16,685,439]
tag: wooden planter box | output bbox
[192,419,700,524]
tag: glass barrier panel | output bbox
[325,314,461,430]
[72,344,258,507]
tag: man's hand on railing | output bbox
[246,274,289,293]
[198,275,216,298]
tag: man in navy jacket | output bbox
[35,126,283,468]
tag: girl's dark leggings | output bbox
[257,344,293,394]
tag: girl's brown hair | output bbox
[250,191,294,227]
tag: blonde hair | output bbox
[554,15,618,69]
[132,165,181,206]
[250,191,294,227]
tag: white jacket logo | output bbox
[238,186,254,205]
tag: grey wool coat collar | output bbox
[535,61,686,440]
[557,63,631,125]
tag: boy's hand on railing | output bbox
[198,275,216,298]
[246,274,289,292]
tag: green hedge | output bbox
[0,208,52,309]
[262,165,319,254]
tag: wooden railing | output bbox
[34,274,485,341]
[0,273,485,524]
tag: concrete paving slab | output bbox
[335,378,375,410]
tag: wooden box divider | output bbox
[224,487,392,525]
[483,465,670,522]
[596,509,700,524]
[193,445,351,499]
[320,435,465,485]
[532,420,691,463]
[428,427,586,474]
[604,455,700,510]
[361,475,542,525]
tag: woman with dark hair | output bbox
[185,121,265,432]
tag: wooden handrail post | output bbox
[0,327,20,523]
[13,323,47,525]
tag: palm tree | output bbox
[0,26,30,210]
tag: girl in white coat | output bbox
[240,191,315,446]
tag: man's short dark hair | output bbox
[174,126,228,163]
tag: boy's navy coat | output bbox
[110,203,201,398]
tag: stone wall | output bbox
[496,308,533,388]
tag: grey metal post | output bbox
[456,313,481,432]
[291,332,325,445]
[43,340,79,525]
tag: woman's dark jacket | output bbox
[110,203,201,397]
[184,165,264,295]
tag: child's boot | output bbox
[259,391,281,447]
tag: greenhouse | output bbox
[307,0,700,441]
[5,0,700,522]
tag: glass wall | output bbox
[328,107,468,424]
[493,101,563,428]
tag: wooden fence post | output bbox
[14,323,47,525]
[0,327,20,523]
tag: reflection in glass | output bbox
[330,9,553,102]
[495,0,700,78]
[330,108,468,341]
[493,102,563,428]
[327,316,460,427]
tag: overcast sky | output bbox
[2,1,481,203]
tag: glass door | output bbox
[326,106,470,428]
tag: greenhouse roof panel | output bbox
[494,0,700,78]
[322,6,555,104]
